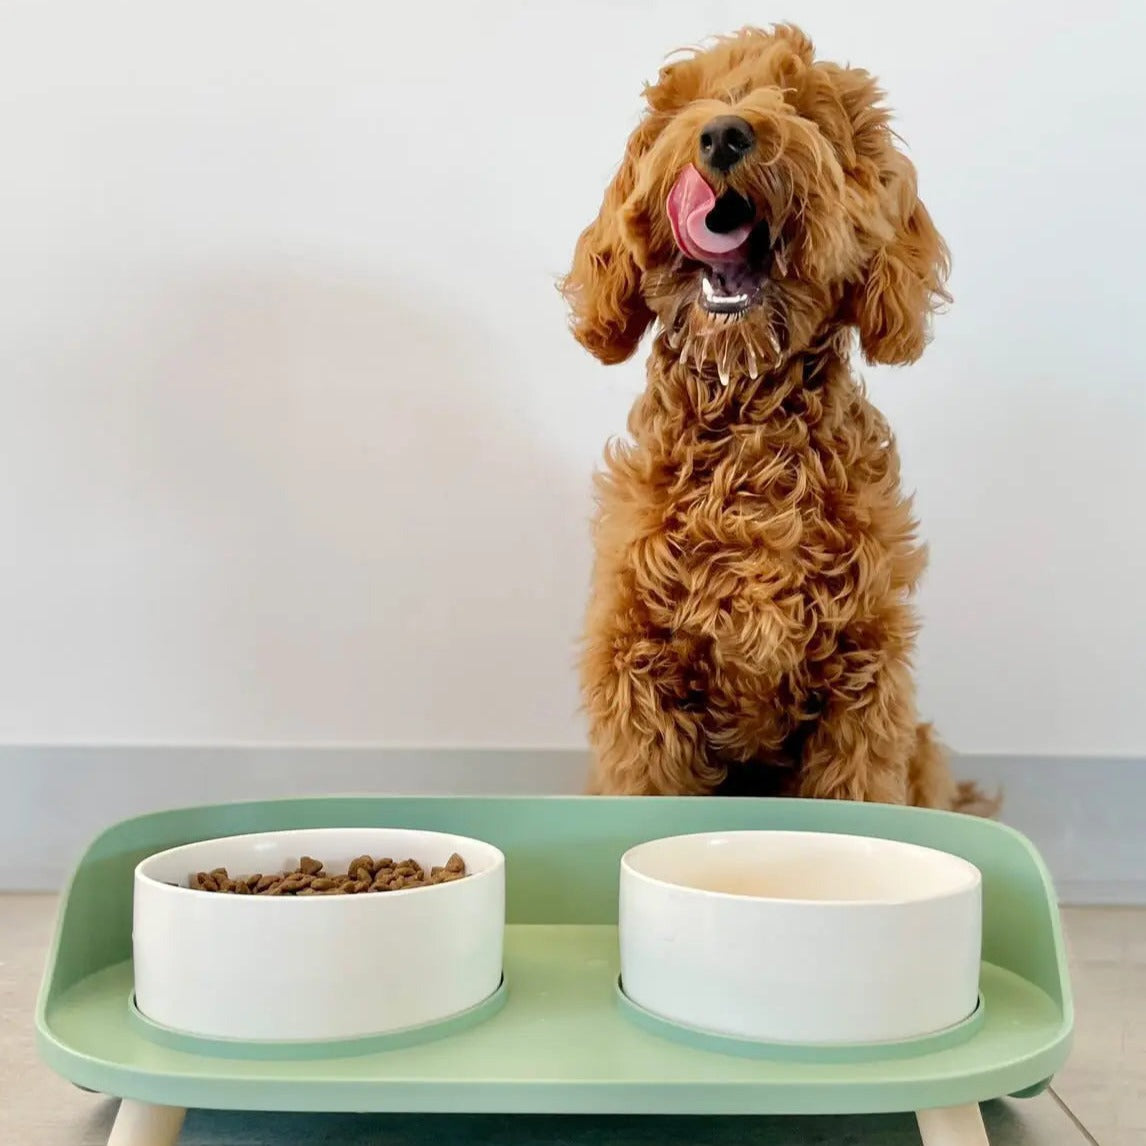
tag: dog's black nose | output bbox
[699,116,755,173]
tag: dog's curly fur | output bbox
[562,25,981,810]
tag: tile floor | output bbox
[1,895,1139,1145]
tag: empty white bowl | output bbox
[133,827,505,1042]
[619,830,982,1045]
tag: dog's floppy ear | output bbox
[560,119,659,365]
[852,155,950,366]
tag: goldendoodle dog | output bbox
[562,25,982,810]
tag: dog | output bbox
[562,25,986,811]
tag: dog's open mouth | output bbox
[666,164,773,316]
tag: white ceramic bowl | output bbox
[133,827,505,1042]
[620,830,982,1045]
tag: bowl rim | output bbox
[620,829,981,908]
[134,826,506,903]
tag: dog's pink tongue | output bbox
[667,164,752,262]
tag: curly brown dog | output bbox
[562,25,985,811]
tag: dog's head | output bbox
[561,26,949,379]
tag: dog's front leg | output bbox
[797,650,917,805]
[581,629,720,796]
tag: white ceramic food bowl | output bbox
[133,827,505,1042]
[620,830,982,1046]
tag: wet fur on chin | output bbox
[563,25,994,812]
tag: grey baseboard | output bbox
[0,747,1141,904]
[954,754,1145,907]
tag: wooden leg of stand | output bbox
[916,1104,989,1146]
[107,1100,186,1146]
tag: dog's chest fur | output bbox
[593,341,926,763]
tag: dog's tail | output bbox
[910,723,1002,817]
[951,779,1003,818]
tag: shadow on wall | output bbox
[118,261,591,742]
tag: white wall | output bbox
[1,1,1143,754]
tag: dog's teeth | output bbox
[716,342,733,386]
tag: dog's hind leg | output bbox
[906,722,958,809]
[909,723,1003,815]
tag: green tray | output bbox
[36,797,1072,1143]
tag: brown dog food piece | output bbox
[189,852,467,893]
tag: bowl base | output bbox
[129,976,507,1061]
[616,977,984,1063]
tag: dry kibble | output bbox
[189,852,467,894]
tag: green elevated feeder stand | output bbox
[36,796,1072,1146]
